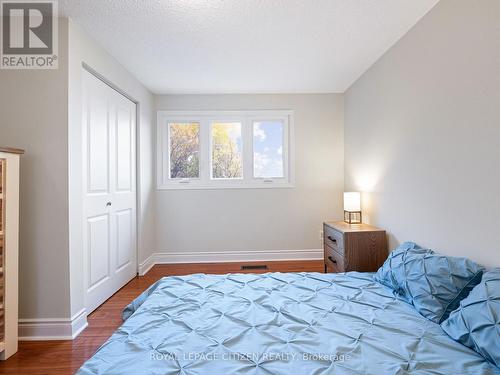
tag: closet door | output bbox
[82,70,137,313]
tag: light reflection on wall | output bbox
[351,164,386,225]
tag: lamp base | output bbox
[344,210,362,224]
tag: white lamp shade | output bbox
[344,192,361,212]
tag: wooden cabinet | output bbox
[323,221,387,273]
[0,147,23,360]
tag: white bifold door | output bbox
[82,69,137,313]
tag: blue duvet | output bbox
[77,272,499,374]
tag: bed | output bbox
[77,271,499,374]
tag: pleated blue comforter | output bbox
[77,272,499,374]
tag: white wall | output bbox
[153,94,344,262]
[344,0,500,267]
[0,19,71,320]
[68,19,155,320]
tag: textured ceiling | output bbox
[60,0,439,94]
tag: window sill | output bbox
[156,182,295,190]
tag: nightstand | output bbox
[323,221,388,273]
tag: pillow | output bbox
[374,243,484,323]
[374,242,431,300]
[441,269,500,367]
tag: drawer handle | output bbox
[328,256,337,264]
[327,236,337,243]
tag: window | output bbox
[169,122,200,179]
[253,120,284,178]
[157,110,293,189]
[211,122,243,179]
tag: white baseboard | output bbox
[139,253,157,276]
[139,249,323,276]
[18,308,88,341]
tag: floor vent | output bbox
[241,265,268,270]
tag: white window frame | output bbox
[157,110,294,189]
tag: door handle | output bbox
[327,236,337,243]
[328,256,337,264]
[106,202,112,207]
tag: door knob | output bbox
[106,202,112,207]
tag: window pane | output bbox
[211,122,243,179]
[253,121,284,178]
[169,122,200,179]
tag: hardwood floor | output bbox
[0,260,323,375]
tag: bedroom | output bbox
[0,0,498,373]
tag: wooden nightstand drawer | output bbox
[324,245,345,273]
[323,221,387,274]
[324,224,344,255]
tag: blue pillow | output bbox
[374,242,484,323]
[441,269,500,367]
[374,242,432,301]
